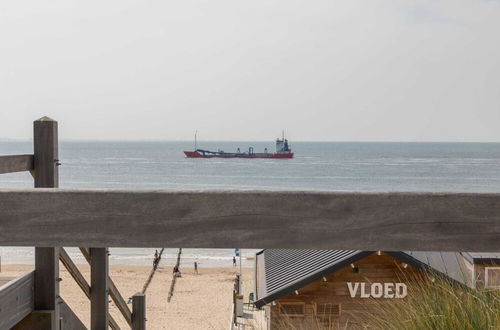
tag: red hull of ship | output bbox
[184,151,293,159]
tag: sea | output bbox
[1,140,499,267]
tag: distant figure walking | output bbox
[194,261,198,274]
[233,256,237,267]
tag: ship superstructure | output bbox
[184,133,294,159]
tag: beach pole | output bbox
[132,293,146,330]
[33,117,60,330]
[239,249,242,294]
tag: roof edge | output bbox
[254,251,374,308]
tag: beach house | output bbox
[253,250,500,328]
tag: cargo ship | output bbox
[184,133,294,159]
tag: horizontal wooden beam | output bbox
[0,189,499,251]
[0,155,34,174]
[0,271,34,329]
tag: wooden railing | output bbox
[1,117,499,329]
[0,154,34,175]
[0,117,145,330]
[78,247,132,326]
[0,271,34,329]
[59,248,122,329]
[0,189,499,251]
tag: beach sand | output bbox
[1,264,253,329]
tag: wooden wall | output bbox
[474,263,500,289]
[269,253,427,329]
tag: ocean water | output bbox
[1,141,499,266]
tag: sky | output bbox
[1,0,499,142]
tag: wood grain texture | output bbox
[11,311,52,330]
[132,293,146,330]
[60,298,87,330]
[60,248,90,298]
[270,254,425,328]
[80,247,132,326]
[0,155,34,174]
[90,248,109,330]
[33,116,58,188]
[0,190,499,251]
[0,271,35,329]
[33,116,60,330]
[34,247,59,313]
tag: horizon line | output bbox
[1,138,500,144]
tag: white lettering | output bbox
[383,283,394,298]
[395,283,407,298]
[347,282,359,298]
[346,282,406,299]
[371,283,383,298]
[360,283,370,298]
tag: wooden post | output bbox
[33,116,60,330]
[34,116,59,188]
[132,293,146,330]
[90,247,109,329]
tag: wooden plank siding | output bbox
[0,155,34,174]
[0,271,35,330]
[270,253,426,329]
[0,190,499,251]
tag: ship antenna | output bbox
[282,129,284,141]
[195,130,198,150]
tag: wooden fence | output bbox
[0,117,499,329]
[0,117,145,330]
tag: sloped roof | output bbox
[254,250,474,308]
[462,253,500,264]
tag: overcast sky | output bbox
[1,0,499,142]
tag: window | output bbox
[279,302,305,317]
[485,267,500,288]
[315,303,341,317]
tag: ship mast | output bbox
[194,130,198,150]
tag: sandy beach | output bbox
[1,264,253,329]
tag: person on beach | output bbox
[153,250,159,269]
[233,256,237,267]
[173,265,181,277]
[194,261,198,274]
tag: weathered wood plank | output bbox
[0,154,34,174]
[60,248,91,298]
[132,293,146,330]
[90,247,109,330]
[0,190,500,251]
[60,298,87,330]
[109,277,132,326]
[0,271,35,329]
[33,116,58,188]
[33,116,60,330]
[80,247,132,326]
[34,247,59,322]
[12,311,53,330]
